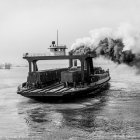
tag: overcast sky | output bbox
[0,0,140,64]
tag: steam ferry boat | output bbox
[17,41,110,102]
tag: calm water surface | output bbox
[0,61,140,139]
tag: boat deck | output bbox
[17,82,88,97]
[18,76,110,100]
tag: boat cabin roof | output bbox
[23,54,95,62]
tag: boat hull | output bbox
[17,76,110,102]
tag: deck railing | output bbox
[23,53,50,57]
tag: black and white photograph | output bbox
[0,0,140,139]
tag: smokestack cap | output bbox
[52,41,55,45]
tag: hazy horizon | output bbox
[0,0,140,65]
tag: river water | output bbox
[0,59,140,139]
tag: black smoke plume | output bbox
[70,24,140,68]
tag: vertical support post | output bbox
[74,59,77,66]
[89,58,94,74]
[35,62,38,71]
[69,52,73,68]
[33,60,38,72]
[69,59,73,68]
[86,58,90,83]
[84,60,87,69]
[28,61,32,73]
[81,58,85,84]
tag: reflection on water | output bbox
[16,91,109,138]
[0,65,140,139]
[16,89,140,139]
